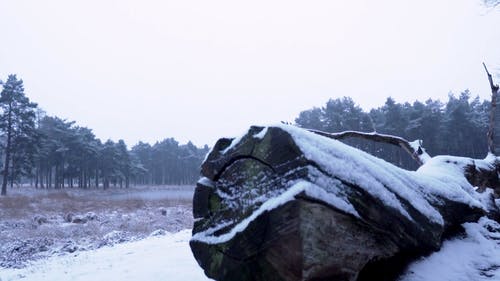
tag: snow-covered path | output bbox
[0,230,212,281]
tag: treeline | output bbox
[295,91,490,169]
[1,73,492,194]
[32,117,209,189]
[0,74,208,195]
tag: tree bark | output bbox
[1,104,13,196]
[35,169,39,188]
[95,168,99,188]
[484,63,500,155]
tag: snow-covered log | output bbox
[190,125,496,281]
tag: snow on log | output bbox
[190,125,493,281]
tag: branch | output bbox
[484,62,500,155]
[483,63,499,93]
[307,129,430,166]
[483,0,500,8]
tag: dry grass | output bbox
[0,185,195,268]
[0,186,193,217]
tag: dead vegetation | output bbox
[0,185,194,268]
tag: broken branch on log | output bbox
[307,129,430,166]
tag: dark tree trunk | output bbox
[95,169,99,188]
[55,165,59,189]
[1,105,13,196]
[41,169,44,188]
[9,170,14,188]
[35,169,39,189]
[83,170,87,188]
[485,63,500,155]
[47,168,51,189]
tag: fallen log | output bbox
[190,125,497,281]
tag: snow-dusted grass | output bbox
[0,186,194,268]
[0,229,212,281]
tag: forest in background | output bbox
[0,74,209,195]
[295,91,490,169]
[0,73,493,194]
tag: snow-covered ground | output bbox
[1,185,499,281]
[400,217,500,281]
[1,218,499,281]
[0,229,212,281]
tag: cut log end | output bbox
[191,125,490,281]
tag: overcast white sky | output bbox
[1,0,500,147]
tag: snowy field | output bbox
[1,185,499,280]
[0,229,211,281]
[399,217,500,281]
[1,218,499,281]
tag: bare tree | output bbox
[484,63,500,155]
[484,0,500,7]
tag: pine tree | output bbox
[295,107,323,130]
[115,140,130,188]
[0,75,38,195]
